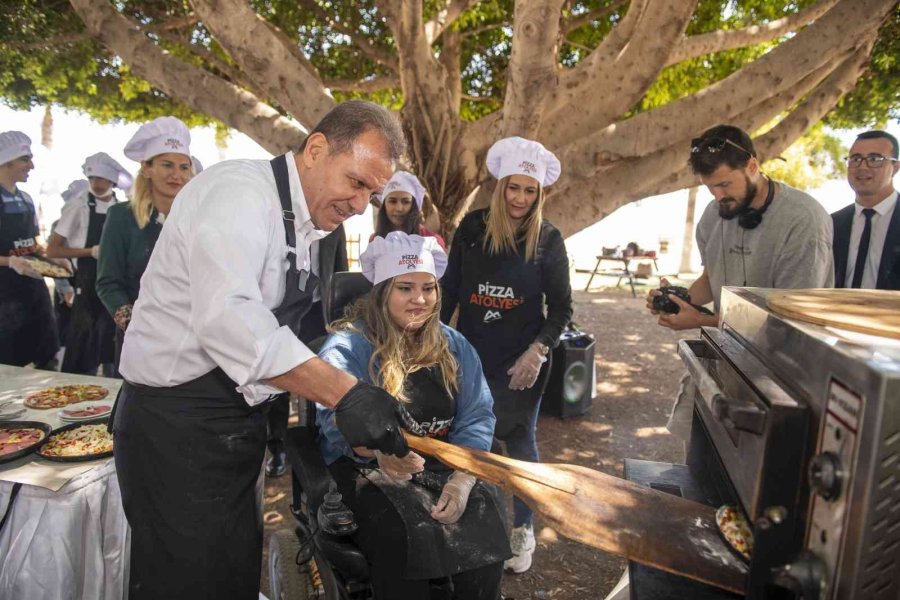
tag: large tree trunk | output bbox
[679,187,698,274]
[64,0,896,238]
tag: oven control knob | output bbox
[772,551,827,600]
[808,452,844,501]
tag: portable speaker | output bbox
[541,329,596,418]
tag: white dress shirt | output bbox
[54,190,118,268]
[844,190,898,289]
[120,153,329,405]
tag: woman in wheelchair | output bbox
[316,232,510,600]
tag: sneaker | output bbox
[504,524,535,573]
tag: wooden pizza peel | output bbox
[404,433,748,594]
[766,288,900,339]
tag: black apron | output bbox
[0,188,58,367]
[62,194,116,374]
[454,230,549,438]
[331,367,510,582]
[112,154,318,600]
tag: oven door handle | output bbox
[677,339,767,435]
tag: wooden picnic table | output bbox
[583,255,660,297]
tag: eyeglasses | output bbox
[691,136,752,157]
[845,154,899,169]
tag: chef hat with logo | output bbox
[191,156,204,174]
[485,136,561,188]
[61,179,90,203]
[123,116,191,162]
[0,131,32,165]
[377,171,426,209]
[361,232,447,286]
[82,152,134,189]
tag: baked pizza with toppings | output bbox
[716,504,754,561]
[24,384,109,409]
[0,427,47,457]
[38,424,113,458]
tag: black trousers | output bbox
[114,369,268,600]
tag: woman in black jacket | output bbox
[440,136,572,574]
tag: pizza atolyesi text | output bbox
[469,282,524,310]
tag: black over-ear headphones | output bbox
[737,177,775,230]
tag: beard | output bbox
[718,174,757,220]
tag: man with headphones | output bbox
[647,124,834,330]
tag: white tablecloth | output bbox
[0,460,130,600]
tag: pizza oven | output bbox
[625,287,900,600]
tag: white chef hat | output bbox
[377,171,426,209]
[82,152,134,189]
[361,232,447,286]
[0,131,32,165]
[191,156,203,174]
[486,136,561,188]
[61,179,90,203]
[123,116,191,162]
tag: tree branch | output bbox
[555,0,893,170]
[4,14,199,49]
[189,0,334,129]
[666,0,841,66]
[542,0,697,145]
[561,0,628,35]
[324,75,401,93]
[501,0,567,137]
[424,0,480,44]
[68,0,305,153]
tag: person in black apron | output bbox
[318,232,508,600]
[112,103,411,600]
[0,131,59,369]
[440,137,573,574]
[47,154,133,376]
[371,170,447,250]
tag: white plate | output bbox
[58,401,113,422]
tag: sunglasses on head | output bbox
[691,136,753,157]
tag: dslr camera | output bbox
[652,285,692,314]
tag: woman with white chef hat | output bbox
[0,130,61,368]
[47,153,132,375]
[318,232,508,599]
[371,170,446,250]
[440,136,573,574]
[96,116,193,367]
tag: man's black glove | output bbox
[335,381,409,457]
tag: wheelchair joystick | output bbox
[317,481,358,536]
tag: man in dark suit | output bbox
[832,130,900,290]
[266,224,349,476]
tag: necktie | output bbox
[850,208,876,289]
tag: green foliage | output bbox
[762,124,848,189]
[0,0,895,136]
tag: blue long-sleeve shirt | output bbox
[316,322,496,465]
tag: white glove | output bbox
[507,344,547,390]
[91,245,100,259]
[374,448,425,481]
[431,471,477,524]
[8,256,43,279]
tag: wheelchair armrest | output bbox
[284,425,334,516]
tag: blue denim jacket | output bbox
[316,322,496,465]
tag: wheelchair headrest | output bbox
[325,271,373,324]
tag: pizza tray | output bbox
[0,421,53,464]
[21,255,73,278]
[36,418,113,463]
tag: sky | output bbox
[3,105,898,274]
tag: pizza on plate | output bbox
[716,504,754,560]
[24,384,109,409]
[61,404,112,418]
[38,424,113,458]
[0,427,47,457]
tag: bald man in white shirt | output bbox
[113,101,414,600]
